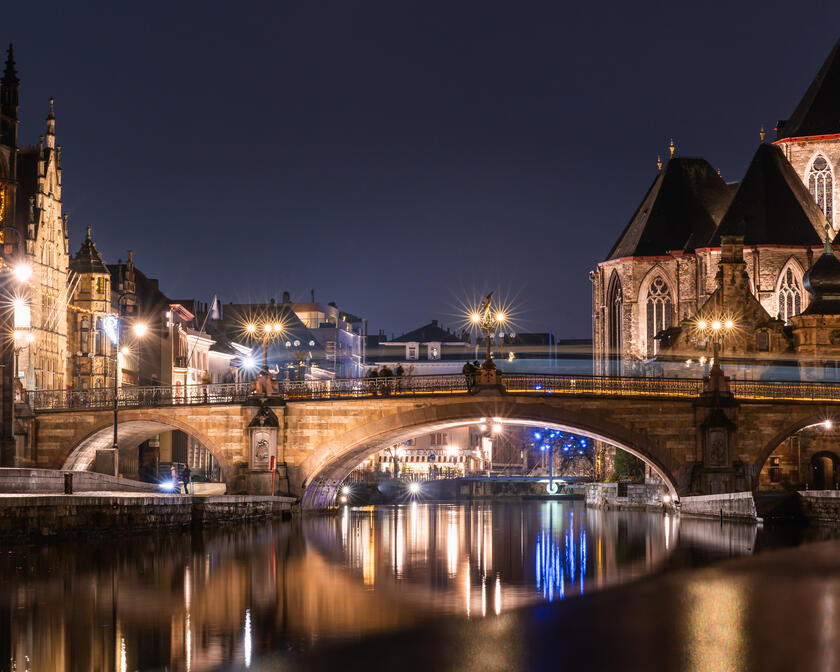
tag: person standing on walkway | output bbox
[181,464,191,494]
[463,361,474,391]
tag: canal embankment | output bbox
[0,493,297,537]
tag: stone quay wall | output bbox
[0,494,297,537]
[798,491,840,524]
[0,468,157,494]
[679,492,758,521]
[585,482,666,511]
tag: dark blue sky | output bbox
[6,1,840,337]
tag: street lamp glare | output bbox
[697,320,707,330]
[12,264,32,282]
[13,330,21,341]
[711,320,722,331]
[120,346,130,356]
[273,323,283,332]
[495,312,506,323]
[724,320,734,330]
[246,323,256,333]
[132,322,148,337]
[491,422,503,434]
[471,313,481,324]
[264,324,273,333]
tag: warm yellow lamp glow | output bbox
[697,320,707,330]
[132,322,148,337]
[711,320,722,331]
[246,323,256,333]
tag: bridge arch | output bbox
[297,397,681,509]
[60,410,231,477]
[754,407,840,482]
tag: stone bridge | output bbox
[26,373,840,508]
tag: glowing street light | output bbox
[408,481,421,495]
[695,315,736,371]
[469,291,509,371]
[11,263,32,282]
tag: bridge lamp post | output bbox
[245,321,286,373]
[103,313,148,477]
[470,303,507,370]
[285,339,315,381]
[695,318,735,371]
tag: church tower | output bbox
[0,45,20,241]
[776,38,840,231]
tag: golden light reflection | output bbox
[684,578,746,672]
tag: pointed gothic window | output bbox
[645,276,673,358]
[607,274,622,375]
[778,267,803,324]
[809,155,834,228]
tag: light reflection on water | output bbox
[0,501,800,671]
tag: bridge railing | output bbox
[501,374,705,398]
[29,382,253,412]
[28,373,840,412]
[730,379,840,402]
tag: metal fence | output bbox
[27,373,840,412]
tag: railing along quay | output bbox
[28,374,840,412]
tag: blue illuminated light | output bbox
[535,384,543,391]
[563,446,569,452]
[533,432,542,441]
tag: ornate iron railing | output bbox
[28,373,840,412]
[29,382,254,412]
[501,374,704,398]
[730,380,840,402]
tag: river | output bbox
[0,501,828,671]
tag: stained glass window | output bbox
[607,274,622,375]
[646,276,673,358]
[809,155,834,228]
[778,267,802,324]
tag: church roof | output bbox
[777,38,840,140]
[709,143,827,247]
[605,157,732,261]
[70,227,109,274]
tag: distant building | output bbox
[366,320,471,375]
[213,291,366,380]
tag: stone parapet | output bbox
[0,493,297,537]
[679,491,757,521]
[0,468,157,493]
[798,490,840,524]
[585,482,667,511]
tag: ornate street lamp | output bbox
[694,317,735,370]
[245,319,287,373]
[470,292,508,370]
[286,339,316,381]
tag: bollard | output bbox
[64,472,73,495]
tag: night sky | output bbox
[5,1,840,338]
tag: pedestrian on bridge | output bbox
[181,464,191,494]
[463,361,476,391]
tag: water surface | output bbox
[1,501,825,671]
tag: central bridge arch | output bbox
[296,397,686,509]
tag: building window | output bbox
[431,433,448,446]
[778,267,803,324]
[406,343,418,360]
[606,273,622,375]
[809,154,834,228]
[757,331,770,352]
[96,277,105,295]
[645,276,673,358]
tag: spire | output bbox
[1,44,20,123]
[45,98,56,148]
[86,225,92,240]
[2,44,18,86]
[656,155,662,172]
[669,138,675,158]
[760,125,765,143]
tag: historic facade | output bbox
[593,38,840,374]
[1,48,70,390]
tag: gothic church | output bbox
[593,38,840,373]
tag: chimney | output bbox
[282,291,290,304]
[311,289,315,302]
[431,319,438,327]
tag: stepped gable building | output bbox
[1,46,70,389]
[594,38,840,373]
